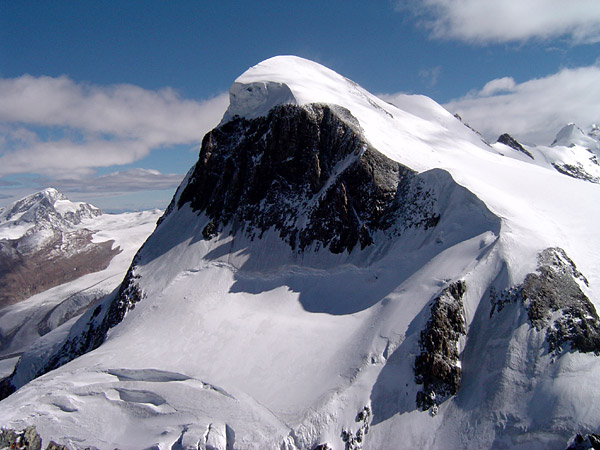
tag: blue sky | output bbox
[1,0,599,211]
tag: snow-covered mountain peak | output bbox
[221,55,377,124]
[39,187,65,202]
[0,188,102,240]
[551,123,599,149]
[2,57,600,450]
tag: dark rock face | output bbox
[523,248,600,354]
[490,247,600,355]
[313,444,332,450]
[178,103,439,254]
[340,406,371,450]
[0,425,68,450]
[0,425,42,450]
[415,280,466,411]
[497,133,534,159]
[566,433,600,450]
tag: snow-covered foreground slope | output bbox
[1,56,599,450]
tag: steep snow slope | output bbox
[0,56,599,450]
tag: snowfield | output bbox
[0,56,599,450]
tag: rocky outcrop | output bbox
[178,103,439,254]
[414,280,466,411]
[524,248,600,354]
[0,425,67,450]
[490,247,600,355]
[566,433,600,450]
[552,162,600,184]
[340,406,371,450]
[497,133,534,159]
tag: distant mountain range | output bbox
[0,189,161,384]
[494,123,600,183]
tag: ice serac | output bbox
[221,81,296,123]
[1,56,600,450]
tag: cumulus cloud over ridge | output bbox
[398,0,600,43]
[442,66,600,144]
[0,75,229,177]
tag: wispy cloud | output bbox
[53,168,184,195]
[0,75,229,177]
[419,66,442,87]
[397,0,600,44]
[442,65,600,144]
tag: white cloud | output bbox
[443,65,600,144]
[419,66,442,87]
[398,0,600,44]
[0,75,229,177]
[479,77,516,96]
[54,168,184,195]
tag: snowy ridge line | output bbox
[493,125,600,184]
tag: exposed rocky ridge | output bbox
[178,103,440,254]
[497,133,534,159]
[490,247,600,355]
[566,433,600,450]
[414,280,466,411]
[552,162,600,184]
